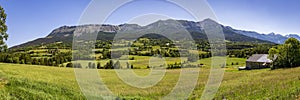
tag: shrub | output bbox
[66,63,73,68]
[97,62,102,69]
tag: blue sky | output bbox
[1,0,300,47]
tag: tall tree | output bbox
[284,38,300,67]
[0,6,8,52]
[269,38,300,69]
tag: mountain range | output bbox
[11,19,300,49]
[231,27,300,44]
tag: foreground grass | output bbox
[0,63,84,99]
[0,63,299,99]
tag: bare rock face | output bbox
[47,24,121,37]
[46,19,217,38]
[12,18,281,49]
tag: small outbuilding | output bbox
[245,54,272,69]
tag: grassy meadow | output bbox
[0,57,299,99]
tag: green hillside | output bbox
[0,61,299,99]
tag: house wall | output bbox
[246,61,270,69]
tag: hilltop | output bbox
[11,19,276,49]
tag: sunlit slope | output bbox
[0,62,299,99]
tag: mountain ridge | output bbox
[11,18,294,49]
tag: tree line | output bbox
[66,60,134,69]
[227,44,273,58]
[0,52,72,67]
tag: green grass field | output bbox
[67,56,246,69]
[0,58,299,99]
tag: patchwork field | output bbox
[0,57,299,99]
[66,56,247,69]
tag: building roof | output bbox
[246,54,272,63]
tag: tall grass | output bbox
[0,60,299,99]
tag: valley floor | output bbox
[0,63,299,99]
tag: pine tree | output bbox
[0,6,8,52]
